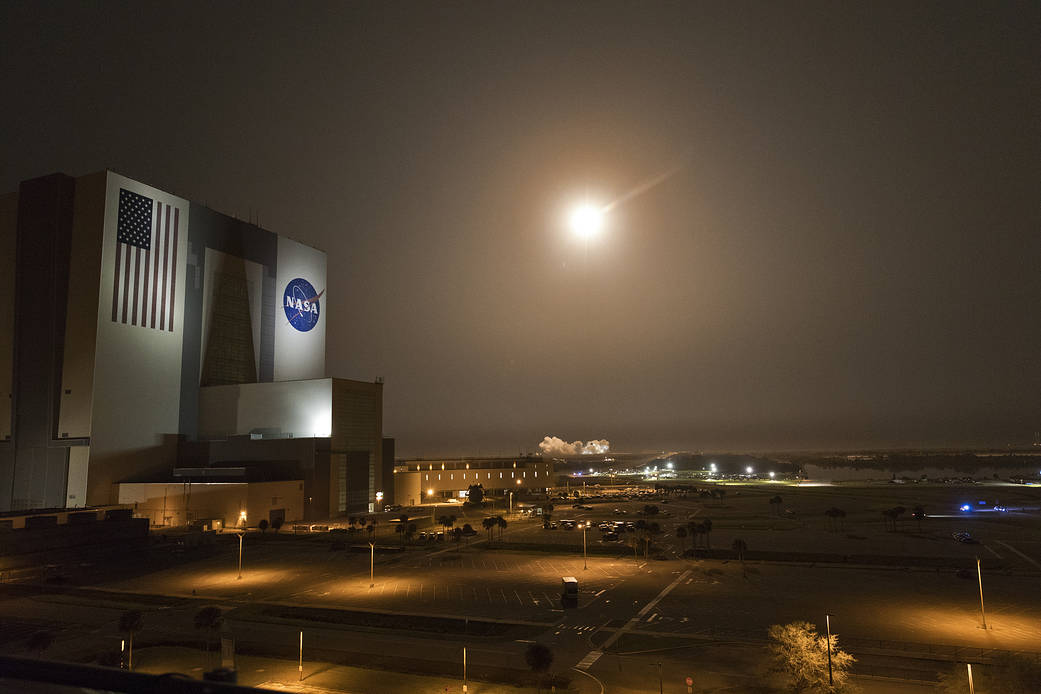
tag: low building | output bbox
[394,456,553,506]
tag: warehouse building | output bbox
[394,456,553,506]
[1,171,386,521]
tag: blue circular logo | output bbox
[283,278,322,332]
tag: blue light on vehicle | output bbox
[959,504,971,512]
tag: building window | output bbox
[438,474,441,480]
[511,472,515,478]
[425,474,429,481]
[450,474,454,480]
[499,472,503,479]
[488,473,491,479]
[523,472,526,478]
[534,471,538,477]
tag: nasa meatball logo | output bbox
[283,278,324,332]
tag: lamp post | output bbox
[237,531,244,580]
[462,645,468,694]
[509,491,513,518]
[369,542,375,588]
[298,630,303,681]
[582,522,588,570]
[976,557,987,629]
[825,613,834,687]
[966,663,974,694]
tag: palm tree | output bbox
[732,538,748,575]
[912,505,926,532]
[482,516,497,543]
[437,514,457,537]
[118,610,144,670]
[193,606,223,662]
[406,523,417,544]
[701,519,713,549]
[258,519,269,534]
[347,516,357,533]
[676,525,688,553]
[824,507,840,532]
[496,515,507,541]
[524,642,554,694]
[769,495,783,515]
[394,514,410,546]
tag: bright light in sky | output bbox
[568,202,605,239]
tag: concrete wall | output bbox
[0,192,17,445]
[273,236,326,382]
[117,479,304,527]
[87,172,190,505]
[198,378,333,440]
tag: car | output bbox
[993,505,1008,512]
[953,531,978,544]
[383,504,402,512]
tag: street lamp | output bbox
[825,613,834,687]
[582,522,589,570]
[236,531,244,580]
[369,541,375,588]
[976,557,987,629]
[568,202,605,240]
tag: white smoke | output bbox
[539,436,611,456]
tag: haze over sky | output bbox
[2,2,1038,456]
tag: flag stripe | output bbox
[169,207,179,332]
[121,244,131,323]
[131,247,141,325]
[151,204,162,329]
[160,206,170,331]
[111,242,123,322]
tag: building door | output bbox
[269,508,285,526]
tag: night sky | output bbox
[2,2,1038,456]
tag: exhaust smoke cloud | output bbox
[539,436,610,456]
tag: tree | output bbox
[824,507,845,532]
[482,516,497,542]
[937,654,1041,694]
[912,505,926,532]
[524,642,554,694]
[770,495,783,515]
[732,538,748,576]
[271,517,284,534]
[451,526,464,549]
[701,518,713,549]
[496,516,507,541]
[466,484,485,505]
[540,503,554,528]
[768,621,855,693]
[194,606,224,662]
[437,514,457,536]
[118,610,144,670]
[26,630,53,656]
[347,516,358,532]
[396,514,410,546]
[258,519,269,534]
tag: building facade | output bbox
[1,171,382,518]
[394,457,553,506]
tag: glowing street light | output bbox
[369,541,375,588]
[582,522,589,570]
[825,613,834,687]
[234,530,245,579]
[568,202,605,239]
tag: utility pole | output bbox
[825,614,834,687]
[298,631,303,681]
[966,663,974,694]
[237,532,244,579]
[462,646,467,694]
[976,557,987,629]
[369,542,375,587]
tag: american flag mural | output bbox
[111,188,179,331]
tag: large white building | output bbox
[1,171,386,522]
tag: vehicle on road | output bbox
[953,531,978,544]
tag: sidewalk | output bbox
[133,646,553,694]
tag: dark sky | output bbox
[3,2,1039,455]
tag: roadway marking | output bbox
[574,650,603,671]
[600,569,692,651]
[995,540,1041,569]
[984,545,1003,560]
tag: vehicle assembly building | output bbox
[1,171,387,524]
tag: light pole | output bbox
[509,491,513,518]
[298,630,303,681]
[966,663,974,694]
[237,531,244,580]
[976,557,987,629]
[462,645,467,694]
[369,541,375,588]
[825,613,834,687]
[582,522,588,570]
[656,662,663,694]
